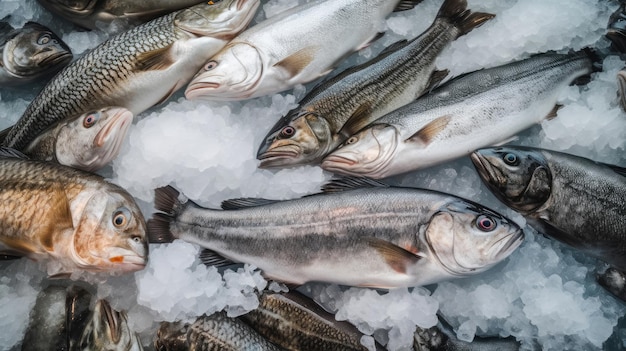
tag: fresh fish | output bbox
[2,0,260,151]
[77,299,144,351]
[598,267,626,302]
[0,148,148,276]
[607,1,626,54]
[0,21,72,86]
[617,68,626,112]
[23,107,133,172]
[35,0,206,31]
[470,147,626,273]
[148,177,523,288]
[154,312,281,351]
[184,0,424,101]
[321,51,594,179]
[241,290,385,351]
[256,0,494,168]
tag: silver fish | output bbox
[185,0,423,101]
[0,21,72,86]
[321,51,594,179]
[23,107,133,172]
[148,178,523,288]
[256,0,494,168]
[2,0,260,151]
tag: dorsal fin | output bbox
[321,176,388,193]
[221,197,280,210]
[337,101,373,138]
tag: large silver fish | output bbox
[0,21,72,86]
[256,0,494,168]
[185,0,423,101]
[23,107,133,172]
[321,51,594,179]
[2,0,260,151]
[148,178,523,288]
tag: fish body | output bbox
[0,150,148,275]
[185,0,422,101]
[3,0,260,151]
[256,0,494,168]
[0,21,72,86]
[617,68,626,112]
[23,107,133,172]
[321,52,594,179]
[470,146,626,271]
[77,299,144,351]
[148,178,523,288]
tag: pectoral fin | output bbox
[136,44,175,71]
[366,237,421,274]
[545,104,563,121]
[274,46,318,77]
[405,115,451,146]
[38,187,74,251]
[423,69,449,94]
[338,102,374,138]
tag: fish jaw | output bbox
[175,0,260,40]
[80,299,143,351]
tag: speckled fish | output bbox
[2,0,260,151]
[0,21,72,86]
[241,290,385,351]
[22,107,133,172]
[148,178,523,288]
[0,148,147,276]
[256,0,494,168]
[184,0,424,101]
[77,299,143,351]
[321,51,594,179]
[154,312,281,351]
[35,0,206,30]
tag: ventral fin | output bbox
[274,46,318,77]
[221,198,280,210]
[406,115,451,146]
[545,104,563,120]
[136,44,175,71]
[424,69,450,94]
[199,249,236,267]
[366,237,421,274]
[321,176,388,193]
[338,101,374,138]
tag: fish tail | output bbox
[147,186,186,243]
[437,0,495,37]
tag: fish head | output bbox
[55,107,133,172]
[71,186,148,273]
[77,299,143,351]
[2,22,72,79]
[257,110,331,167]
[470,147,552,213]
[154,321,189,351]
[425,200,524,276]
[321,124,398,178]
[185,42,263,100]
[174,0,260,39]
[37,0,99,17]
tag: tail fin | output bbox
[437,0,495,38]
[147,186,186,244]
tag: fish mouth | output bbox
[98,299,122,343]
[490,228,525,259]
[470,152,504,187]
[322,154,357,167]
[257,146,301,168]
[39,51,73,66]
[185,82,221,100]
[94,109,133,148]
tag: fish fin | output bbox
[337,101,374,138]
[437,0,495,38]
[545,104,563,121]
[321,176,388,193]
[274,46,318,78]
[423,69,449,94]
[199,249,236,267]
[39,187,74,251]
[357,32,385,51]
[394,0,425,12]
[147,213,176,243]
[490,135,518,147]
[0,146,28,159]
[135,44,175,71]
[221,198,280,210]
[48,272,72,279]
[405,115,452,146]
[366,237,421,274]
[154,186,186,215]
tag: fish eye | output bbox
[132,236,142,243]
[83,112,100,128]
[280,126,295,138]
[503,152,519,166]
[476,215,497,232]
[346,136,358,145]
[37,34,51,45]
[112,208,131,228]
[205,60,218,71]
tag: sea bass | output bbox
[0,21,72,86]
[0,148,148,276]
[256,0,494,168]
[148,178,523,288]
[2,0,260,151]
[23,107,133,172]
[321,51,594,179]
[184,0,423,101]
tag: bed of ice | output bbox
[1,0,626,350]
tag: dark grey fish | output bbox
[0,21,72,86]
[256,0,494,168]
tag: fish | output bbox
[0,147,148,276]
[256,0,494,168]
[0,21,72,86]
[184,0,425,101]
[148,177,523,288]
[240,290,385,351]
[617,68,626,112]
[35,0,207,31]
[321,51,594,179]
[22,107,133,172]
[470,146,626,295]
[154,312,281,351]
[607,1,626,54]
[1,0,260,151]
[77,299,144,351]
[598,267,626,302]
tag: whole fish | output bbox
[470,146,626,298]
[0,21,72,86]
[241,290,385,351]
[0,148,148,276]
[184,0,424,101]
[321,51,594,179]
[23,107,133,172]
[154,312,281,351]
[148,177,523,288]
[35,0,206,30]
[2,0,260,151]
[256,0,494,168]
[77,299,144,351]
